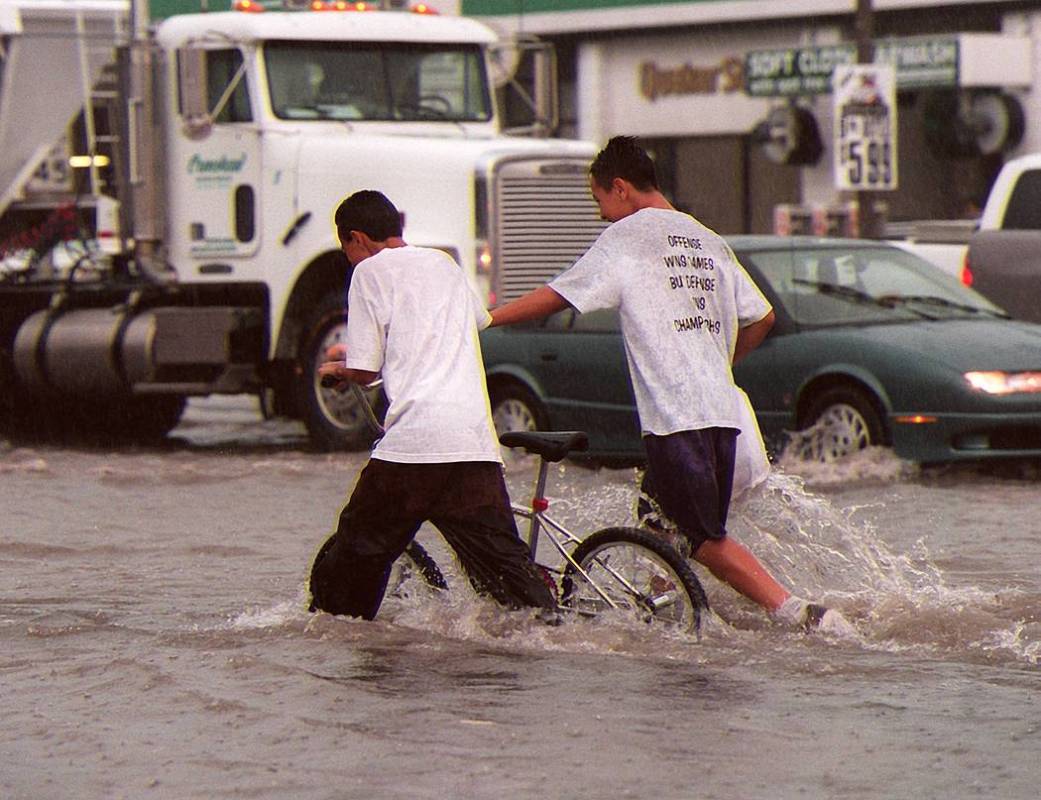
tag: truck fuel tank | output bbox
[13,305,263,398]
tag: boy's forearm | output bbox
[489,286,569,327]
[733,310,775,364]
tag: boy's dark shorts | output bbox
[636,427,738,555]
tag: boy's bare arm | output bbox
[489,286,570,327]
[733,310,775,364]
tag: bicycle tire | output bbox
[560,527,708,634]
[387,540,448,598]
[404,540,448,590]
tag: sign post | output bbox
[833,64,897,194]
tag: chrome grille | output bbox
[494,162,607,302]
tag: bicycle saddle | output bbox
[498,430,589,462]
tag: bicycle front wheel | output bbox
[560,527,708,634]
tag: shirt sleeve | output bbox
[470,283,493,330]
[728,246,773,326]
[549,227,624,313]
[343,266,386,372]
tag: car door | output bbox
[731,245,800,447]
[533,308,641,455]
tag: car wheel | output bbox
[799,385,885,462]
[489,382,546,437]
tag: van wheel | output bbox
[297,293,382,451]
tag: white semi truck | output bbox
[0,0,604,447]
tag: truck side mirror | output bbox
[491,35,559,138]
[178,46,212,139]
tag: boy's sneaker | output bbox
[803,603,857,637]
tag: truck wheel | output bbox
[74,395,186,444]
[297,293,382,452]
[120,396,187,441]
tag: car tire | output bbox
[799,385,885,462]
[489,382,546,438]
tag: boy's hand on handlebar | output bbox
[318,357,350,391]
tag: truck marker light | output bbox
[69,155,110,168]
[234,0,265,12]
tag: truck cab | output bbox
[0,1,607,448]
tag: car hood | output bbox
[805,318,1041,370]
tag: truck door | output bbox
[179,48,261,262]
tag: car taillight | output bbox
[960,250,973,287]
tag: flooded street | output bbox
[3,396,1041,799]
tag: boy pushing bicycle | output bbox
[308,190,557,620]
[489,137,854,635]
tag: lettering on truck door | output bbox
[180,48,262,262]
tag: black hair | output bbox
[589,135,659,192]
[334,190,403,242]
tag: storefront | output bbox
[466,0,1037,235]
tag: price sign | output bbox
[834,64,897,191]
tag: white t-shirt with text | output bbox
[343,245,500,463]
[550,208,771,436]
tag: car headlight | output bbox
[964,371,1041,394]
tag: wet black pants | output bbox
[309,459,556,619]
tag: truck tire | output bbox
[118,395,187,442]
[297,292,382,452]
[71,395,186,444]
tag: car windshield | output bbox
[739,245,1007,326]
[264,41,491,122]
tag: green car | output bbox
[481,236,1041,464]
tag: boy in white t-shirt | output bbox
[308,190,556,620]
[489,137,853,635]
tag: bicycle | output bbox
[333,380,710,633]
[396,429,709,634]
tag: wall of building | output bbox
[472,0,1038,234]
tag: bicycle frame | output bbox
[511,457,625,610]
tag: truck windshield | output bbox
[265,41,491,122]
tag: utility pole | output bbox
[854,0,883,239]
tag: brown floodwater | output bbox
[2,396,1040,799]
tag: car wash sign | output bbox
[833,64,897,191]
[745,37,958,97]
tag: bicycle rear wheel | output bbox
[560,527,708,634]
[388,540,448,598]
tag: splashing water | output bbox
[728,458,1041,665]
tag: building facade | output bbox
[466,0,1038,235]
